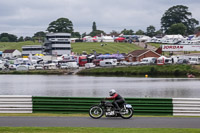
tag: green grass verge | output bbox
[0,70,69,75]
[0,127,200,133]
[78,65,199,77]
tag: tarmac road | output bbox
[0,116,200,128]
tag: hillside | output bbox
[0,41,41,52]
[0,41,142,54]
[71,42,142,54]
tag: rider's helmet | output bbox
[109,89,116,96]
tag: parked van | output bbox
[140,57,157,65]
[189,57,200,65]
[100,59,117,67]
[67,62,79,69]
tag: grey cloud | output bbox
[0,0,199,37]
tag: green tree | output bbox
[24,36,32,41]
[194,26,200,33]
[34,31,46,37]
[0,33,17,42]
[110,30,120,36]
[121,29,134,35]
[0,37,9,42]
[18,36,24,42]
[146,25,156,37]
[168,23,187,35]
[89,30,105,37]
[71,32,81,38]
[82,32,87,38]
[33,31,46,42]
[89,22,105,37]
[92,21,97,31]
[161,5,199,34]
[155,29,164,37]
[47,18,73,33]
[135,29,145,35]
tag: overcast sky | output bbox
[0,0,199,37]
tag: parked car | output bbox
[85,63,95,69]
[60,63,69,69]
[177,59,190,64]
[16,65,29,71]
[28,65,35,70]
[35,64,44,70]
[47,63,57,70]
[9,64,16,70]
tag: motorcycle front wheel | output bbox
[89,105,104,119]
[120,108,133,119]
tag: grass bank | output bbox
[0,41,142,54]
[0,41,41,52]
[0,127,200,133]
[0,70,69,75]
[78,65,199,77]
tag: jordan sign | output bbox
[162,45,200,51]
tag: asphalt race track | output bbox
[0,117,200,128]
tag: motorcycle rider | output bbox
[106,89,125,112]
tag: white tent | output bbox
[100,36,114,42]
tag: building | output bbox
[22,45,43,57]
[21,33,71,57]
[125,50,160,62]
[43,33,71,56]
[2,49,21,59]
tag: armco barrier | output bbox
[0,95,32,113]
[173,98,200,116]
[32,96,173,115]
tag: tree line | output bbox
[1,5,200,42]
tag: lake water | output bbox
[0,75,200,98]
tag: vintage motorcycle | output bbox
[89,99,133,119]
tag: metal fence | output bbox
[0,95,32,113]
[32,96,173,115]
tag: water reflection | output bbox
[0,75,200,98]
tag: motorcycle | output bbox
[89,99,133,119]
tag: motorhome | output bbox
[157,56,172,65]
[100,59,117,67]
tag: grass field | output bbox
[71,42,142,54]
[0,127,200,133]
[0,41,41,52]
[0,41,142,54]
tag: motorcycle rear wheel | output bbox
[120,108,133,119]
[89,105,104,119]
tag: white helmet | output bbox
[109,89,116,96]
